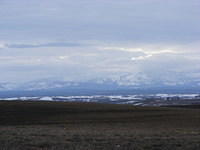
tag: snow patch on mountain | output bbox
[39,97,53,101]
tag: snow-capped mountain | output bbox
[1,94,200,106]
[0,78,200,95]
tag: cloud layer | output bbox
[0,0,200,87]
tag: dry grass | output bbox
[0,101,200,150]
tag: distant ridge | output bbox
[0,79,200,95]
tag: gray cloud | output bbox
[0,0,199,42]
[0,0,199,87]
[5,42,84,48]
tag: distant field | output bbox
[0,101,200,150]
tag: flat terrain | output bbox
[0,101,200,150]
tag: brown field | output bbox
[0,101,200,150]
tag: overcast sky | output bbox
[0,0,200,86]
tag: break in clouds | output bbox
[0,0,200,87]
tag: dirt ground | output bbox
[0,101,199,150]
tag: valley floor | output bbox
[0,101,200,150]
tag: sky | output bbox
[0,0,200,87]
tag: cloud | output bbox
[58,56,68,60]
[0,41,199,87]
[1,0,199,42]
[0,43,6,49]
[103,46,180,61]
[131,54,153,61]
[5,42,84,49]
[0,0,199,86]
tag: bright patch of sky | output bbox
[0,0,200,86]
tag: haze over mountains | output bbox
[1,0,200,93]
[0,78,200,97]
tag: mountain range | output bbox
[0,78,200,97]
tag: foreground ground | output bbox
[0,101,200,150]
